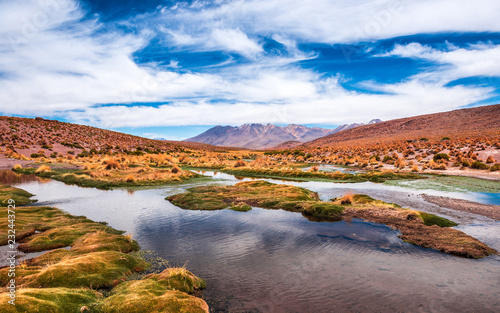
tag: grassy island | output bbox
[168,181,497,259]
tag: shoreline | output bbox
[422,195,500,221]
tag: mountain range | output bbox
[185,120,381,149]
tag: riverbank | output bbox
[12,164,207,190]
[0,184,208,312]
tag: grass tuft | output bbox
[35,165,52,174]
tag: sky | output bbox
[1,0,500,140]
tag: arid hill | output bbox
[0,116,231,158]
[269,140,303,149]
[302,104,500,148]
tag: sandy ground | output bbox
[422,195,500,221]
[14,142,83,159]
[0,155,34,170]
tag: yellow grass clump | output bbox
[102,158,120,170]
[234,160,247,168]
[35,165,51,174]
[340,192,354,205]
[125,175,135,182]
[171,165,181,174]
[308,165,319,172]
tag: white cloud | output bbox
[161,27,263,59]
[0,0,227,115]
[67,81,491,128]
[379,42,500,84]
[153,0,500,47]
[210,28,263,58]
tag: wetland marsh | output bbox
[2,169,499,312]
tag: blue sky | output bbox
[1,0,500,140]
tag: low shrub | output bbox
[489,163,500,171]
[433,153,450,161]
[470,161,489,170]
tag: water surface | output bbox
[2,170,499,312]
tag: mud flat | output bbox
[422,195,500,221]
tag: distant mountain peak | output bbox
[185,120,381,149]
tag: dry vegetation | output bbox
[12,153,207,189]
[264,134,500,177]
[0,116,235,161]
[276,104,500,177]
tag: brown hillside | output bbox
[302,104,500,147]
[268,140,303,150]
[0,116,233,157]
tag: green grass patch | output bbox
[0,184,36,206]
[97,277,208,313]
[300,202,344,221]
[16,251,148,289]
[418,212,458,227]
[229,203,252,212]
[168,180,319,213]
[220,167,422,183]
[0,288,101,313]
[0,204,126,251]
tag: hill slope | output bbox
[0,116,229,157]
[186,120,380,149]
[302,105,500,148]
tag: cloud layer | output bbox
[0,0,499,129]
